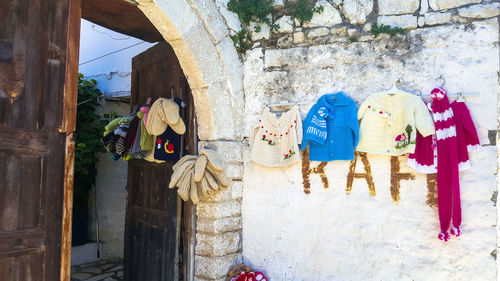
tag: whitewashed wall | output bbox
[239,5,499,281]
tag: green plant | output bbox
[371,23,407,37]
[347,36,359,43]
[285,0,324,26]
[227,0,275,26]
[74,74,105,204]
[231,29,253,54]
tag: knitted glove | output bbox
[169,149,229,204]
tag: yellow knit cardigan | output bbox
[357,91,435,155]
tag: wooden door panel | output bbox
[0,0,80,280]
[124,42,192,281]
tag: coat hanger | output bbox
[387,78,402,95]
[457,92,465,102]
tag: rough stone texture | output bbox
[242,18,498,280]
[226,163,243,179]
[198,200,242,219]
[347,28,359,37]
[196,231,242,256]
[428,0,482,11]
[276,16,294,33]
[378,0,419,15]
[378,15,418,29]
[423,12,452,26]
[420,0,429,15]
[307,27,330,38]
[302,1,343,27]
[293,32,305,44]
[458,3,500,18]
[198,141,243,163]
[138,0,244,141]
[250,22,271,41]
[197,216,242,234]
[195,253,241,279]
[341,0,374,25]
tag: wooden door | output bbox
[0,0,80,281]
[124,42,196,281]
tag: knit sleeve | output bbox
[294,107,303,145]
[414,98,435,137]
[300,104,317,150]
[357,96,370,120]
[460,103,481,149]
[347,102,360,146]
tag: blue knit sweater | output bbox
[301,92,359,161]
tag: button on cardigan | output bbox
[250,106,303,167]
[357,91,435,155]
[301,92,359,161]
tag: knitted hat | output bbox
[146,98,186,135]
[303,106,328,146]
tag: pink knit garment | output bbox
[450,101,481,170]
[432,88,462,241]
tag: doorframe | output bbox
[60,0,82,280]
[59,1,197,280]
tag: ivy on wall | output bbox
[227,0,323,53]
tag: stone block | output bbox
[226,163,243,179]
[197,200,242,219]
[458,3,500,19]
[276,16,294,33]
[347,28,359,37]
[307,27,330,38]
[341,0,373,24]
[250,22,271,41]
[293,32,305,44]
[428,0,481,11]
[215,0,242,32]
[198,141,243,163]
[231,181,243,199]
[418,16,426,27]
[377,15,418,29]
[196,231,242,256]
[264,47,308,68]
[423,12,452,26]
[420,0,429,15]
[195,253,241,279]
[332,26,348,36]
[197,216,242,234]
[302,1,342,27]
[378,0,419,15]
[191,0,229,43]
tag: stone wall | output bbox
[235,0,499,280]
[133,0,499,280]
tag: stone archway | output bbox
[135,1,245,280]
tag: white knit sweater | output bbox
[250,106,303,167]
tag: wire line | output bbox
[79,41,146,66]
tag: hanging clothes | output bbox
[431,88,462,241]
[153,98,183,162]
[408,100,480,173]
[250,105,303,167]
[301,92,359,161]
[451,101,481,170]
[357,90,435,155]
